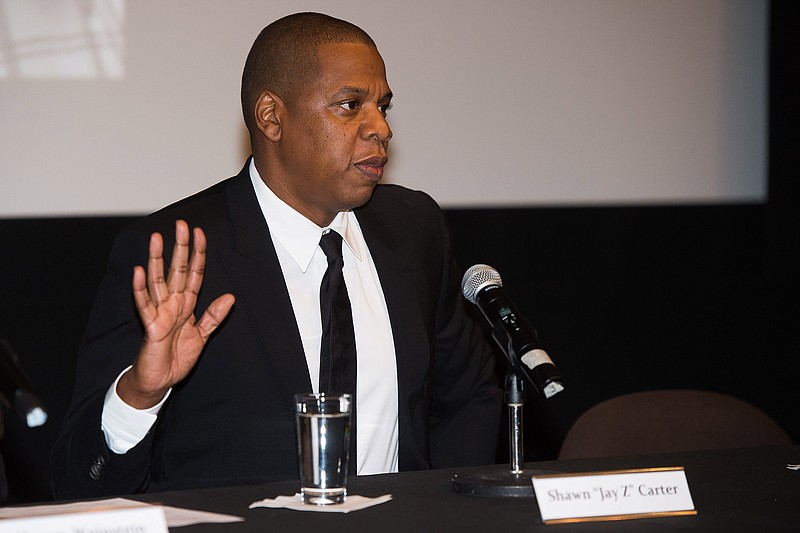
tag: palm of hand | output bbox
[121,220,235,409]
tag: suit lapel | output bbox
[356,198,431,466]
[218,167,312,414]
[356,201,427,367]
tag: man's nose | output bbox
[361,106,392,143]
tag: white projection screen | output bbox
[0,0,767,217]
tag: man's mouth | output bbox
[354,156,388,180]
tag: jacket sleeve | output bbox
[426,203,503,468]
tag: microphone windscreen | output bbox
[461,264,502,304]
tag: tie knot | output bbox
[319,230,344,262]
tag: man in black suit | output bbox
[51,12,501,500]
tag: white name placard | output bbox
[532,467,696,524]
[0,505,168,533]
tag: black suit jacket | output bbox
[50,162,502,499]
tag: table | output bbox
[128,445,800,532]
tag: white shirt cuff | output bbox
[101,366,171,454]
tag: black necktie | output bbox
[318,230,357,472]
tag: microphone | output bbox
[462,264,564,399]
[0,340,48,428]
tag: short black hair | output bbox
[240,12,376,131]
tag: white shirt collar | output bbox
[249,159,364,272]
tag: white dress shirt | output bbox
[101,161,399,475]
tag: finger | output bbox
[146,231,168,304]
[195,293,236,343]
[132,265,158,326]
[166,220,191,295]
[183,227,208,310]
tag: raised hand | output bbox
[117,220,235,409]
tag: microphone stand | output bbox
[451,313,563,498]
[451,365,552,498]
[506,370,527,477]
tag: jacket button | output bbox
[89,455,106,480]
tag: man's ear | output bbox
[255,92,282,141]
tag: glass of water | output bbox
[295,393,352,505]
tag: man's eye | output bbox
[339,100,359,111]
[379,102,393,115]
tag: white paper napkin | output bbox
[249,493,392,513]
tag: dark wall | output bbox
[2,0,796,506]
[447,203,798,465]
[0,216,139,503]
[2,201,797,503]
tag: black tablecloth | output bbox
[127,445,800,532]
